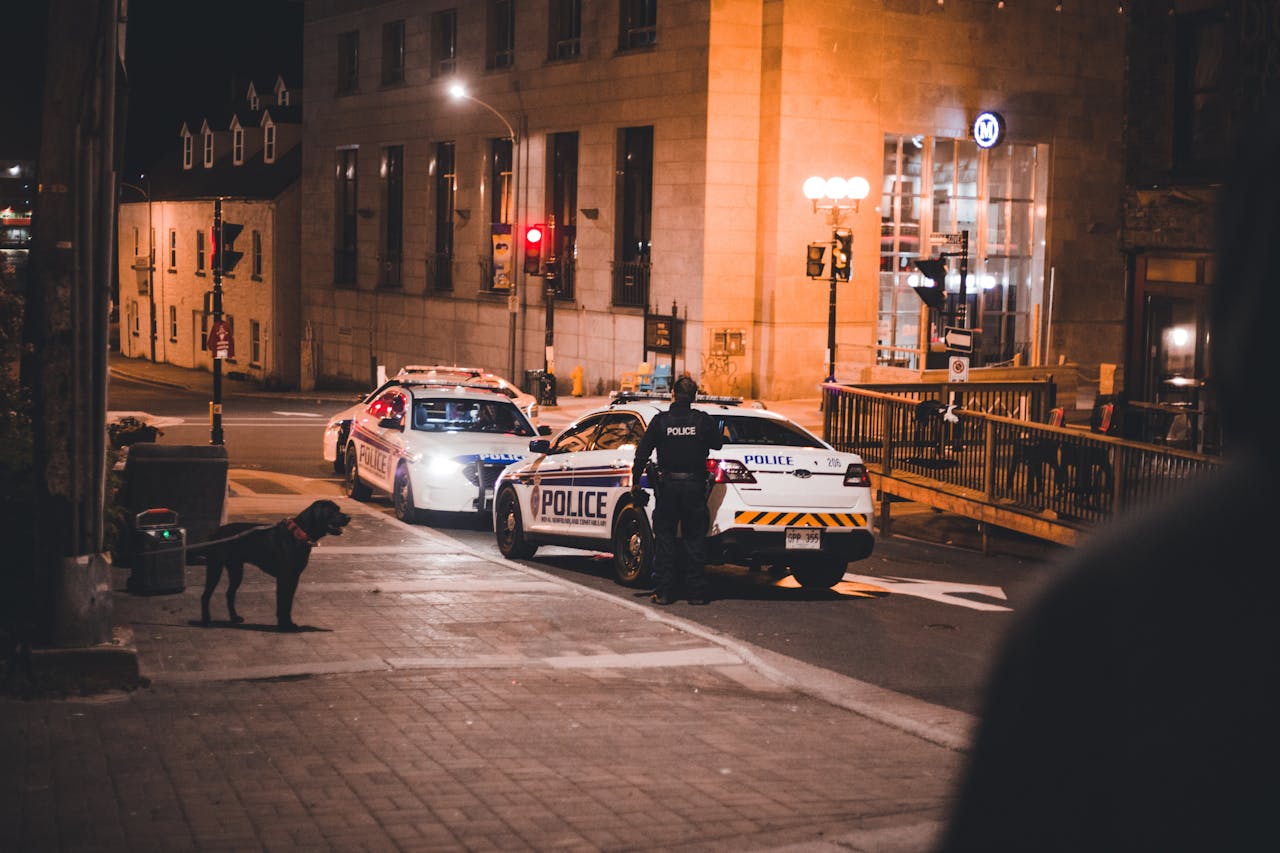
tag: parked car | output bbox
[396,364,539,423]
[493,393,875,590]
[341,381,550,521]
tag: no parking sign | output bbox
[949,355,969,382]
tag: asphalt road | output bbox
[108,376,1060,715]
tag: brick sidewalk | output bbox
[2,490,966,852]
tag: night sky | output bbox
[0,0,302,175]
[121,0,304,178]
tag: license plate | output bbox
[785,528,821,550]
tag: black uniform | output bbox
[631,400,724,602]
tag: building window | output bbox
[381,145,404,288]
[879,133,1046,369]
[249,92,260,111]
[251,230,263,279]
[196,228,206,274]
[613,126,652,308]
[487,0,515,70]
[432,141,455,291]
[382,19,405,85]
[250,319,261,365]
[619,0,657,51]
[1174,10,1227,174]
[279,88,290,107]
[432,9,458,77]
[203,132,214,167]
[264,123,276,163]
[168,305,178,342]
[335,148,358,285]
[487,138,514,292]
[549,131,578,300]
[338,30,360,94]
[198,310,209,352]
[168,229,177,271]
[550,0,581,60]
[233,126,244,164]
[182,134,193,169]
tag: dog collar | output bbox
[285,518,317,546]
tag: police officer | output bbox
[631,375,724,605]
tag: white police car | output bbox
[342,381,547,522]
[493,394,875,589]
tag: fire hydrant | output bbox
[570,364,584,397]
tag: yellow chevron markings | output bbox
[734,511,868,528]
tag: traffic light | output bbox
[806,243,826,278]
[912,258,948,309]
[212,221,244,274]
[523,223,544,276]
[832,228,852,281]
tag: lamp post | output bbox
[449,83,522,383]
[121,177,156,363]
[804,175,870,383]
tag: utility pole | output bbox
[542,214,558,407]
[210,199,225,445]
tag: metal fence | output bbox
[822,382,1222,542]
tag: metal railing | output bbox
[823,382,1222,544]
[612,259,650,308]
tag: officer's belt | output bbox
[661,471,706,480]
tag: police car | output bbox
[397,364,539,423]
[341,381,547,522]
[492,394,875,589]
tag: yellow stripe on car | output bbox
[734,511,869,528]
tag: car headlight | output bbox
[426,456,462,478]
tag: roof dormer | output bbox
[273,74,291,107]
[260,114,277,164]
[246,81,262,111]
[200,119,216,168]
[180,124,194,170]
[230,116,246,165]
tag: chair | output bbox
[640,363,672,393]
[619,362,652,393]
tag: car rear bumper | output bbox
[708,528,874,566]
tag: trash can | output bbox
[119,444,228,562]
[127,508,186,595]
[524,368,545,396]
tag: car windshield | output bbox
[715,415,825,448]
[411,398,534,436]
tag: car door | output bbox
[571,411,647,532]
[355,389,405,493]
[523,413,604,535]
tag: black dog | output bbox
[198,499,351,631]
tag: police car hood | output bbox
[718,444,865,509]
[401,429,530,464]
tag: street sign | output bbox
[206,320,234,360]
[949,355,970,382]
[930,232,963,245]
[943,326,973,352]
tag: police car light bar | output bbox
[608,391,744,406]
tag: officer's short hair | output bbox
[672,376,698,402]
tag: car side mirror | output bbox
[537,425,552,436]
[379,417,403,431]
[528,439,552,454]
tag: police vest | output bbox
[656,407,709,473]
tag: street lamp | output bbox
[448,83,525,383]
[121,177,156,363]
[804,175,870,383]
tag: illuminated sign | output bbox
[972,111,1005,149]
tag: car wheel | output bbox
[495,487,536,559]
[393,465,420,524]
[345,444,371,500]
[611,502,653,588]
[791,559,848,590]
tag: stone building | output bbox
[1118,0,1278,452]
[299,0,1127,399]
[116,76,303,387]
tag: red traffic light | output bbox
[525,224,544,245]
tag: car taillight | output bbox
[843,462,871,487]
[707,458,757,484]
